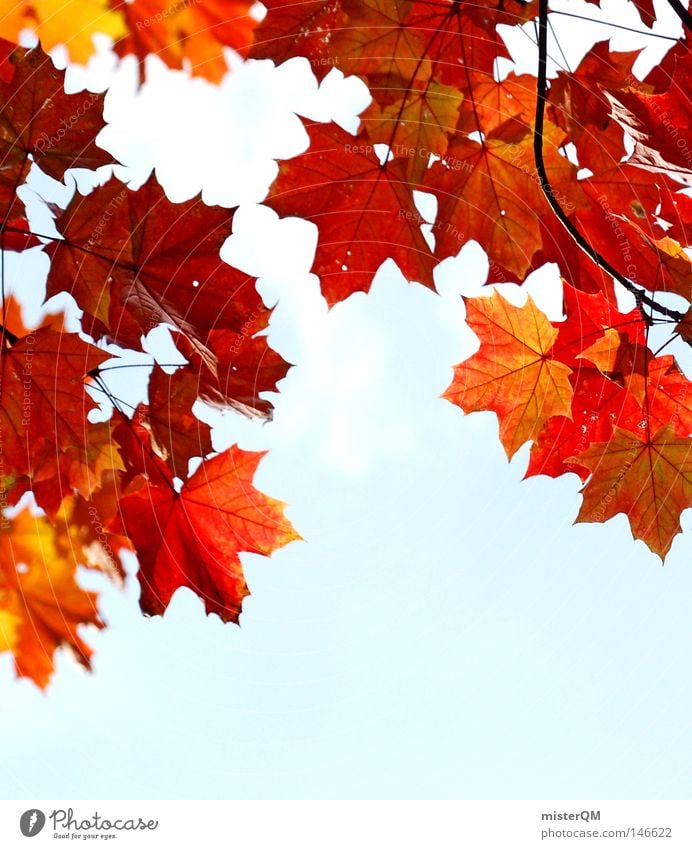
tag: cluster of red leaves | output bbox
[255,3,692,302]
[449,284,692,558]
[0,0,691,687]
[252,0,692,558]
[0,40,298,687]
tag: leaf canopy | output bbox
[0,0,691,688]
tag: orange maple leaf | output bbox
[0,506,104,689]
[115,446,301,623]
[114,0,259,83]
[0,0,258,81]
[430,121,582,281]
[444,291,573,459]
[0,0,125,64]
[0,326,123,512]
[571,425,692,558]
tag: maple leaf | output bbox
[46,176,286,414]
[549,196,692,304]
[597,216,692,303]
[550,283,647,368]
[0,323,122,514]
[578,163,672,230]
[559,165,679,302]
[646,356,692,438]
[0,1,126,64]
[114,446,300,623]
[361,74,463,181]
[547,42,646,171]
[0,0,690,690]
[329,0,430,83]
[577,328,650,401]
[571,425,692,559]
[444,290,573,459]
[0,0,257,81]
[157,328,288,420]
[526,285,648,479]
[607,85,692,185]
[204,328,289,414]
[250,0,349,75]
[250,0,539,194]
[253,0,535,86]
[405,0,536,81]
[0,506,104,689]
[61,482,132,582]
[266,121,436,304]
[0,302,123,517]
[147,362,213,479]
[0,38,114,223]
[114,0,259,83]
[457,72,537,137]
[526,366,643,480]
[430,120,582,282]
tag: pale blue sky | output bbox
[2,0,692,800]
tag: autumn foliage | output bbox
[0,0,691,687]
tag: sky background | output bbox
[2,0,692,800]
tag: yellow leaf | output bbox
[0,506,104,689]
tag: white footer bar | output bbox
[1,800,691,848]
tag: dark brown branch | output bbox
[666,0,692,30]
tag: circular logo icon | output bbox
[20,809,46,837]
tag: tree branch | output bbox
[533,0,687,327]
[666,0,692,30]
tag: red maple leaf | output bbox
[115,446,300,622]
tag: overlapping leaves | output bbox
[448,284,692,558]
[256,1,692,559]
[0,38,297,687]
[0,0,259,82]
[0,0,691,689]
